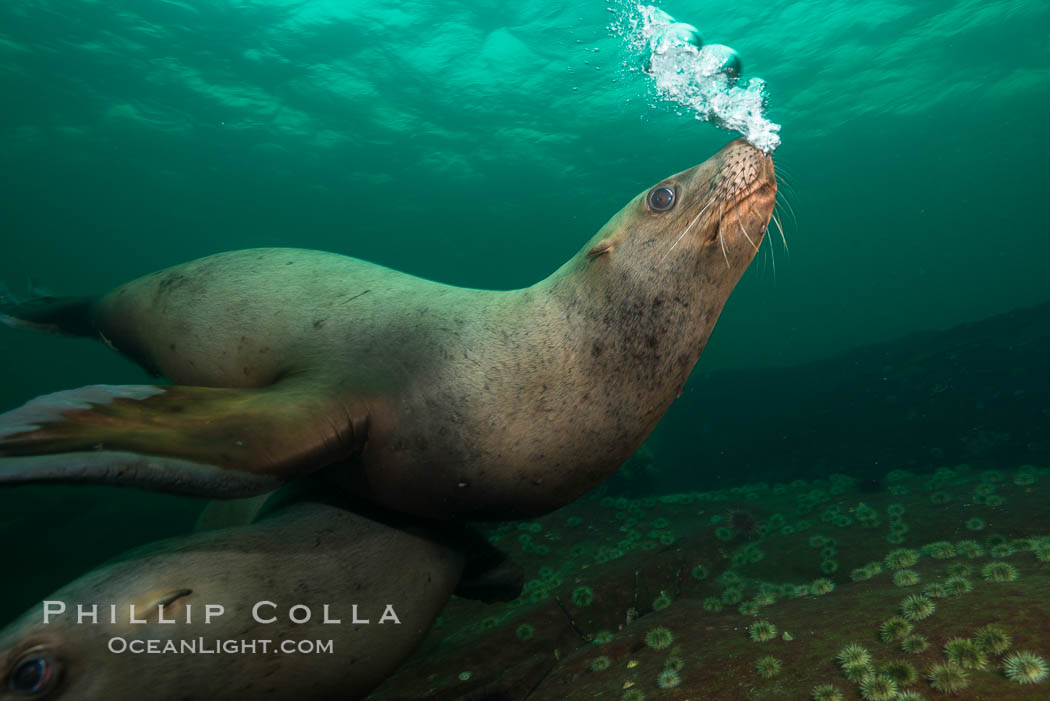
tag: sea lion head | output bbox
[584,138,777,276]
[0,582,200,700]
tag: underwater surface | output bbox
[0,0,1048,699]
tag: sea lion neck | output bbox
[526,226,719,399]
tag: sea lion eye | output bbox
[647,186,676,212]
[8,650,58,696]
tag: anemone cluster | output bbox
[465,463,1050,698]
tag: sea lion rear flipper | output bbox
[0,285,96,336]
[0,383,368,497]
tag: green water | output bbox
[0,0,1048,695]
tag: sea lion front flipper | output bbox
[0,383,368,497]
[452,527,524,603]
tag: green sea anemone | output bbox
[900,634,929,654]
[1014,471,1037,486]
[894,692,925,701]
[664,656,685,672]
[879,616,913,643]
[922,582,948,598]
[515,623,535,641]
[965,517,986,531]
[850,567,875,582]
[859,674,898,701]
[836,643,871,667]
[715,526,733,541]
[720,570,744,587]
[990,543,1015,557]
[755,656,782,678]
[944,638,988,670]
[652,592,672,611]
[739,601,761,616]
[879,659,919,684]
[721,587,744,605]
[572,586,594,607]
[980,469,1005,483]
[702,596,723,613]
[930,491,951,504]
[645,627,674,650]
[810,684,843,701]
[590,656,611,671]
[888,503,906,517]
[748,620,778,642]
[885,549,920,569]
[922,541,956,559]
[842,662,874,682]
[691,564,708,580]
[811,578,835,595]
[656,668,681,688]
[946,562,973,577]
[821,559,839,574]
[943,575,973,595]
[754,588,778,606]
[893,570,921,587]
[981,562,1019,582]
[927,662,969,693]
[621,689,645,701]
[974,624,1011,655]
[900,594,935,621]
[1002,651,1049,684]
[593,630,613,644]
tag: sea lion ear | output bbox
[148,588,193,610]
[586,240,615,260]
[0,382,369,498]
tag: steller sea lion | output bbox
[0,138,776,520]
[0,487,520,701]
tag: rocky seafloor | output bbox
[367,464,1050,700]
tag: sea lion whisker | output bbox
[717,200,731,268]
[767,222,778,282]
[771,208,788,252]
[658,194,717,263]
[775,175,799,202]
[737,215,758,251]
[775,188,799,231]
[719,228,730,268]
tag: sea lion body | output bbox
[0,139,777,520]
[0,499,465,701]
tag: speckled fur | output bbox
[87,139,776,520]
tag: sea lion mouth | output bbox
[662,139,777,264]
[703,141,777,246]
